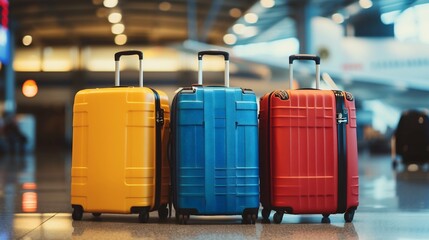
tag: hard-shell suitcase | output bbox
[259,54,359,223]
[71,50,170,223]
[171,50,259,224]
[392,110,429,168]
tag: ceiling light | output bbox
[159,1,171,11]
[244,13,259,24]
[223,34,237,45]
[115,34,127,45]
[108,12,122,23]
[22,35,32,46]
[22,79,38,98]
[332,13,345,24]
[229,8,242,18]
[359,0,373,9]
[111,23,125,34]
[345,4,361,15]
[232,24,246,34]
[240,26,258,38]
[260,0,275,8]
[103,0,118,8]
[380,10,400,25]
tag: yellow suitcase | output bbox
[71,50,170,223]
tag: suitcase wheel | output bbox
[321,214,331,224]
[344,209,355,223]
[92,213,101,217]
[273,212,283,224]
[158,205,168,221]
[261,218,271,224]
[241,213,257,224]
[72,206,83,221]
[261,208,271,221]
[176,213,190,225]
[138,210,149,223]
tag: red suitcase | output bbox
[259,54,359,223]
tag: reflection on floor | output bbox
[1,148,429,239]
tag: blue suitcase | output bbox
[170,50,259,224]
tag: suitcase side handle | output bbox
[197,50,230,87]
[114,50,144,87]
[289,54,320,90]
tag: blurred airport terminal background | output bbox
[1,0,429,239]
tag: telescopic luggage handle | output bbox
[198,50,230,87]
[114,50,144,87]
[289,54,320,89]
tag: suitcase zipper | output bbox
[334,90,348,213]
[336,111,349,124]
[264,92,275,207]
[149,88,163,211]
[156,109,165,126]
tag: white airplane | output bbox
[311,17,429,91]
[180,16,429,132]
[183,17,429,98]
[310,17,429,131]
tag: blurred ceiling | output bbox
[9,0,422,47]
[9,0,258,46]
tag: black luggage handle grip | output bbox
[197,50,230,87]
[198,50,229,60]
[114,50,144,87]
[115,50,143,61]
[289,54,320,64]
[289,54,321,89]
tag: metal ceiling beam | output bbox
[187,0,198,41]
[200,0,224,42]
[4,27,16,114]
[295,2,318,54]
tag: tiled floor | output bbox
[1,148,429,239]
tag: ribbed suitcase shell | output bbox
[71,87,170,215]
[172,86,259,216]
[259,89,358,221]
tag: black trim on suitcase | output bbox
[262,92,275,209]
[170,89,200,217]
[149,88,164,211]
[170,91,179,212]
[334,90,348,213]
